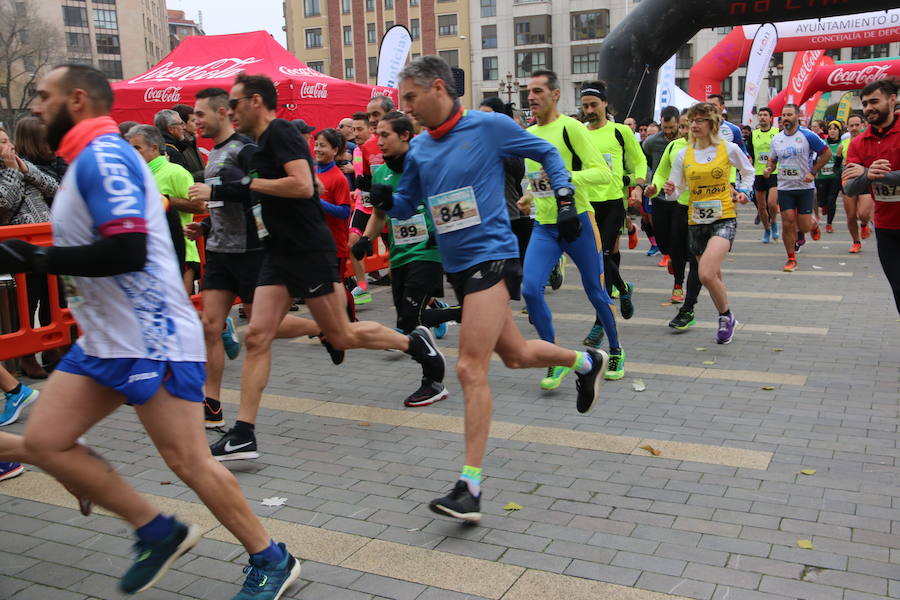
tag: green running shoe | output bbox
[351,286,372,305]
[232,543,301,600]
[610,285,620,299]
[120,521,201,594]
[604,349,626,380]
[668,307,696,331]
[539,365,572,390]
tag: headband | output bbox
[580,87,606,100]
[828,120,843,129]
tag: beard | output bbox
[867,105,890,126]
[45,105,75,151]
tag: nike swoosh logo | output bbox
[224,440,254,452]
[309,283,325,293]
[422,340,438,357]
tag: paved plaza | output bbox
[1,204,899,600]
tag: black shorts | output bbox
[201,251,263,302]
[754,175,778,193]
[778,189,815,215]
[688,218,737,257]
[256,252,341,299]
[590,200,627,252]
[350,210,371,235]
[184,261,201,281]
[391,260,445,307]
[446,259,522,304]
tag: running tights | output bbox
[522,212,620,349]
[816,178,841,225]
[875,227,900,315]
[591,200,628,293]
[652,201,701,311]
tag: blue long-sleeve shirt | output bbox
[388,110,571,273]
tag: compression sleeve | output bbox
[652,142,674,192]
[44,233,147,277]
[320,199,351,219]
[567,123,613,188]
[497,116,571,191]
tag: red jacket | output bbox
[846,114,900,230]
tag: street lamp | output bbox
[766,60,783,103]
[501,71,519,105]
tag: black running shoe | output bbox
[574,349,609,414]
[582,319,605,348]
[120,521,201,594]
[429,480,481,523]
[407,326,445,383]
[668,307,696,331]
[619,282,635,320]
[404,379,449,407]
[204,397,224,429]
[317,335,345,365]
[210,428,259,461]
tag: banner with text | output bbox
[377,25,413,89]
[742,23,778,125]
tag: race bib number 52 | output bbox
[691,199,723,224]
[429,186,481,234]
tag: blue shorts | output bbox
[778,189,815,215]
[56,345,205,406]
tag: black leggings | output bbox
[510,216,533,263]
[590,200,627,292]
[875,227,900,315]
[815,178,841,225]
[652,201,701,310]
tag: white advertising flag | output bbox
[742,23,779,125]
[654,55,677,122]
[377,25,413,88]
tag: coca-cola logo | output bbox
[826,65,892,87]
[278,65,325,78]
[370,87,395,99]
[791,50,824,94]
[299,82,328,98]
[144,86,182,103]
[128,58,264,84]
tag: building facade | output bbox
[168,9,205,49]
[284,0,472,108]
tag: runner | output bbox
[843,78,900,313]
[520,70,623,385]
[840,114,874,253]
[0,364,38,427]
[642,106,682,279]
[209,73,444,461]
[749,107,780,242]
[764,104,831,272]
[579,80,647,319]
[347,111,383,304]
[373,56,608,523]
[0,63,301,598]
[706,94,748,153]
[664,102,754,344]
[816,120,844,234]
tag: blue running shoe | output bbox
[120,521,201,594]
[0,384,38,426]
[223,317,241,360]
[761,229,771,244]
[646,245,660,256]
[432,300,449,339]
[771,222,780,240]
[0,462,24,481]
[233,543,301,600]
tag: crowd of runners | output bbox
[0,57,897,599]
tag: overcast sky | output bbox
[168,0,287,45]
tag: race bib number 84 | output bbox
[429,186,481,234]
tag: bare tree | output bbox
[0,0,63,127]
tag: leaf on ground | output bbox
[761,386,776,391]
[812,265,824,270]
[839,262,846,266]
[800,469,817,476]
[772,348,784,352]
[358,422,370,427]
[632,380,646,392]
[797,539,814,549]
[659,302,673,306]
[640,444,662,457]
[503,502,523,511]
[702,360,716,365]
[160,481,173,485]
[695,347,707,351]
[261,496,287,507]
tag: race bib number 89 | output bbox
[391,213,428,245]
[429,186,481,234]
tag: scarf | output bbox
[385,152,406,173]
[57,116,120,163]
[427,101,464,140]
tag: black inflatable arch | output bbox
[598,0,900,121]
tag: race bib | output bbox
[758,152,769,163]
[779,167,801,180]
[205,176,223,208]
[429,186,481,234]
[873,182,900,202]
[391,213,428,245]
[359,190,373,209]
[61,275,86,309]
[603,153,614,169]
[527,171,553,198]
[691,199,723,224]
[252,204,269,239]
[820,164,834,176]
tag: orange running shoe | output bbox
[849,241,862,253]
[628,226,638,249]
[671,286,684,303]
[658,254,669,268]
[825,224,833,233]
[811,224,821,241]
[861,223,871,239]
[783,258,798,272]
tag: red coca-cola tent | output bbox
[111,31,397,131]
[768,59,900,114]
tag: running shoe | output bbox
[811,223,821,241]
[351,286,372,305]
[671,286,684,303]
[210,428,259,461]
[849,242,862,254]
[761,229,771,244]
[771,222,780,240]
[610,285,620,299]
[627,226,638,249]
[549,255,566,290]
[669,307,695,331]
[861,223,871,239]
[431,300,449,339]
[429,480,481,523]
[368,271,392,286]
[754,215,761,225]
[574,348,609,414]
[232,543,301,600]
[604,349,625,381]
[404,379,448,407]
[716,312,737,345]
[646,245,660,256]
[825,224,834,233]
[0,383,38,426]
[582,320,605,348]
[318,335,345,365]
[540,365,572,391]
[658,254,669,268]
[238,306,247,320]
[619,282,635,320]
[204,397,224,428]
[222,317,241,360]
[783,258,797,272]
[0,462,24,481]
[119,521,201,594]
[407,326,445,383]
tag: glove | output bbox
[354,174,372,192]
[351,236,373,260]
[0,239,39,273]
[212,177,250,202]
[426,230,438,248]
[369,183,394,211]
[555,188,581,243]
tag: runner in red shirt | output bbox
[843,78,900,313]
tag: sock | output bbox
[359,280,369,291]
[136,513,175,544]
[673,284,683,290]
[251,540,285,566]
[233,420,255,435]
[572,351,593,375]
[460,465,482,497]
[7,383,21,395]
[649,236,657,246]
[719,309,731,317]
[787,252,796,259]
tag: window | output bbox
[439,49,459,69]
[482,56,498,81]
[62,6,88,27]
[385,0,393,8]
[482,25,497,49]
[368,56,378,78]
[675,77,689,92]
[308,61,324,73]
[438,14,458,37]
[771,52,784,67]
[306,28,322,48]
[721,77,732,101]
[516,50,550,78]
[304,0,320,17]
[412,52,420,59]
[386,21,394,30]
[343,26,352,46]
[66,32,91,53]
[676,44,693,69]
[410,19,420,40]
[345,59,354,79]
[851,46,873,60]
[342,0,351,13]
[738,76,746,101]
[515,15,550,45]
[367,23,376,44]
[93,8,117,29]
[410,0,418,5]
[96,33,120,54]
[366,0,374,10]
[98,59,123,79]
[571,10,609,41]
[481,0,496,17]
[769,75,782,91]
[824,48,842,61]
[571,44,600,75]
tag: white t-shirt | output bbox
[770,127,828,191]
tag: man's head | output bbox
[847,114,864,136]
[193,87,230,140]
[124,124,165,164]
[338,117,355,141]
[31,63,113,150]
[580,81,609,126]
[367,95,395,128]
[757,106,773,129]
[660,106,679,141]
[154,109,185,141]
[479,96,506,114]
[526,70,560,120]
[623,116,637,131]
[172,104,198,136]
[376,111,414,159]
[780,104,800,132]
[638,120,650,140]
[292,119,316,144]
[397,55,458,129]
[228,73,278,135]
[351,111,372,145]
[707,94,726,114]
[860,77,898,129]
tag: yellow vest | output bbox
[684,142,735,225]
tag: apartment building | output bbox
[168,9,205,49]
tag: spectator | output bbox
[171,103,206,181]
[153,108,189,170]
[15,117,66,192]
[291,119,316,146]
[118,120,138,137]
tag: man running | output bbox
[841,114,874,253]
[706,94,748,153]
[643,106,682,287]
[765,104,831,272]
[749,107,780,242]
[520,70,623,385]
[373,56,608,523]
[210,73,444,461]
[347,111,384,304]
[2,63,300,599]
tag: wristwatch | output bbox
[555,187,572,199]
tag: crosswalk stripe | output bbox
[559,285,843,302]
[623,265,852,277]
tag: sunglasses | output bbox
[228,95,255,110]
